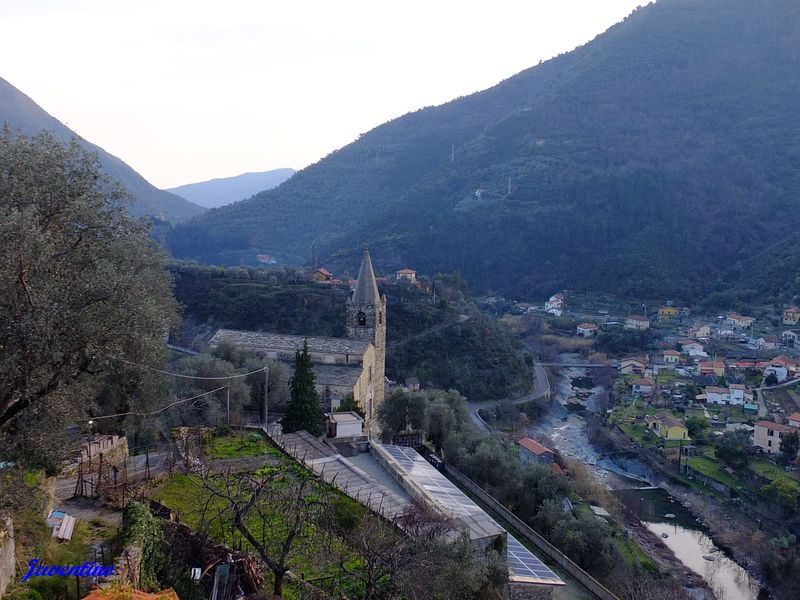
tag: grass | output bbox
[749,459,800,488]
[206,431,282,459]
[685,456,740,489]
[615,535,658,572]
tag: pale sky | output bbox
[0,1,644,189]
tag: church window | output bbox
[357,311,366,326]
[378,311,382,324]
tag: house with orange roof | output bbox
[663,350,681,364]
[518,437,555,466]
[726,313,755,329]
[633,378,655,396]
[576,322,599,338]
[788,412,800,428]
[395,267,417,283]
[311,267,333,282]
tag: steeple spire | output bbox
[350,249,380,305]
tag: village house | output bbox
[395,268,417,283]
[788,412,800,428]
[698,360,726,377]
[576,322,599,338]
[625,315,650,331]
[781,329,800,348]
[688,324,711,339]
[657,305,682,320]
[646,413,689,440]
[633,378,655,396]
[310,267,333,282]
[704,384,752,406]
[756,335,781,351]
[764,362,789,383]
[679,339,706,356]
[545,293,565,313]
[726,313,755,329]
[620,356,648,375]
[518,438,556,466]
[753,420,794,454]
[783,307,800,325]
[663,350,681,364]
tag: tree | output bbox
[685,416,708,439]
[0,130,175,451]
[715,431,749,470]
[779,431,800,465]
[378,388,427,439]
[426,399,455,451]
[337,393,365,418]
[282,339,323,436]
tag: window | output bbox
[378,311,382,324]
[768,440,773,447]
[768,429,774,437]
[357,311,366,326]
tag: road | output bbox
[467,362,550,434]
[55,452,169,500]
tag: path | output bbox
[386,314,470,350]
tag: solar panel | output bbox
[506,534,564,585]
[380,445,564,587]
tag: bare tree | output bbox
[200,468,327,598]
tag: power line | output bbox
[90,385,229,421]
[101,352,267,380]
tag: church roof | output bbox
[313,364,363,387]
[350,249,380,305]
[210,329,369,355]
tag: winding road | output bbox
[467,361,551,434]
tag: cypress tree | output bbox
[282,339,324,435]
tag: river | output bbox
[530,356,763,599]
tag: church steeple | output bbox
[349,249,380,306]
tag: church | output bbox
[210,250,387,422]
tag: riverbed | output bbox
[529,357,764,599]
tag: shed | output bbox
[325,411,364,438]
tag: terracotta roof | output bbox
[664,350,681,356]
[788,412,800,422]
[396,268,416,274]
[628,315,649,322]
[519,438,554,456]
[314,267,332,277]
[784,307,800,314]
[754,421,794,433]
[577,322,598,329]
[634,378,655,386]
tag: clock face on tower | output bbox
[357,311,367,326]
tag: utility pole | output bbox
[508,176,512,195]
[226,383,231,427]
[264,364,269,435]
[451,144,455,164]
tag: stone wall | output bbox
[0,519,14,599]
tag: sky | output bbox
[0,1,644,189]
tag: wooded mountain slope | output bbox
[169,0,800,301]
[0,77,204,223]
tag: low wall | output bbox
[0,519,14,599]
[443,463,620,600]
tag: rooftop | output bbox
[210,329,369,356]
[313,365,363,387]
[754,420,794,433]
[518,438,554,456]
[325,411,364,424]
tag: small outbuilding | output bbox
[324,411,364,438]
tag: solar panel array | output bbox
[381,445,563,586]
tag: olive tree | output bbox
[0,129,176,452]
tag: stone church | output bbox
[210,250,387,421]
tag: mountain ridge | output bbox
[0,76,204,223]
[167,168,296,209]
[169,0,800,302]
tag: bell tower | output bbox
[346,249,387,417]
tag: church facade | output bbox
[210,250,387,422]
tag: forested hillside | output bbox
[170,265,530,401]
[170,0,800,301]
[0,77,204,223]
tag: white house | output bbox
[679,340,705,356]
[633,378,655,396]
[663,350,681,364]
[765,363,789,383]
[789,412,800,428]
[625,315,650,331]
[576,323,599,338]
[726,313,755,329]
[756,336,781,351]
[783,307,800,325]
[545,293,564,312]
[782,329,800,348]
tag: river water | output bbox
[530,356,763,599]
